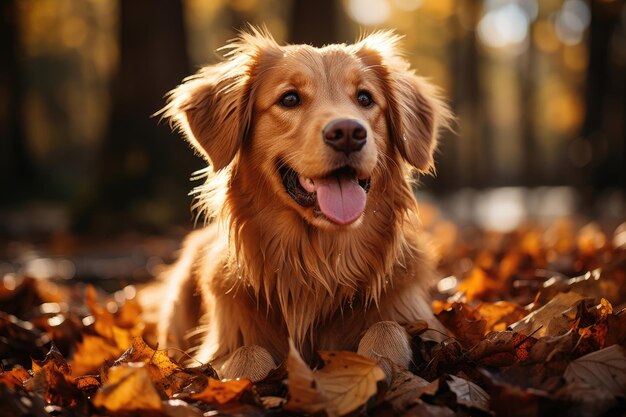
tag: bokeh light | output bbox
[477,2,530,52]
[345,0,391,26]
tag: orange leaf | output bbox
[189,378,252,404]
[459,267,503,301]
[0,367,30,389]
[93,362,162,411]
[70,334,124,377]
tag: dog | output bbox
[156,28,450,381]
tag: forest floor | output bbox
[0,201,625,417]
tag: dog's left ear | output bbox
[355,32,451,173]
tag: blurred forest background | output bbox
[1,0,625,240]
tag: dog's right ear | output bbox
[161,28,279,171]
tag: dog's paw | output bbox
[357,321,412,382]
[219,345,276,382]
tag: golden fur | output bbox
[156,28,451,379]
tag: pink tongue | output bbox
[315,175,366,225]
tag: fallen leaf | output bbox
[381,358,429,411]
[606,313,626,347]
[0,367,30,390]
[285,340,385,416]
[528,330,577,363]
[112,336,184,396]
[563,344,626,397]
[475,301,527,332]
[469,331,536,367]
[446,374,490,412]
[284,340,328,415]
[458,267,503,302]
[28,345,82,407]
[509,292,585,338]
[189,378,251,404]
[315,351,386,415]
[31,343,71,376]
[435,302,486,348]
[70,334,124,377]
[74,375,100,396]
[554,381,618,417]
[92,362,162,411]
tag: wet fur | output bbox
[156,28,451,377]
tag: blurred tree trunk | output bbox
[583,0,623,193]
[0,0,36,204]
[76,0,203,232]
[289,0,341,45]
[433,0,483,191]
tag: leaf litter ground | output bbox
[1,217,625,417]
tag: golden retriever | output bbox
[157,28,450,381]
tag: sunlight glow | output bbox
[474,188,527,232]
[477,2,530,50]
[555,0,590,45]
[346,0,391,26]
[393,0,422,12]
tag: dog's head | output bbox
[164,28,450,229]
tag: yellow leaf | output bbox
[93,363,162,411]
[285,340,385,416]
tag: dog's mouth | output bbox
[279,164,371,225]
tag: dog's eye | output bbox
[279,92,300,108]
[357,91,374,108]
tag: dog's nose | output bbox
[323,119,367,154]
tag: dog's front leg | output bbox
[219,345,276,382]
[357,321,412,379]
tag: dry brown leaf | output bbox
[284,340,331,415]
[0,367,30,389]
[112,336,183,396]
[285,340,385,416]
[189,378,251,404]
[74,375,100,393]
[469,331,536,367]
[70,334,124,377]
[509,292,585,338]
[435,302,486,348]
[381,358,429,411]
[528,331,577,363]
[28,345,81,407]
[563,344,626,398]
[31,343,71,376]
[554,381,618,417]
[446,374,490,412]
[92,362,162,411]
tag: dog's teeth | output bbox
[298,175,316,193]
